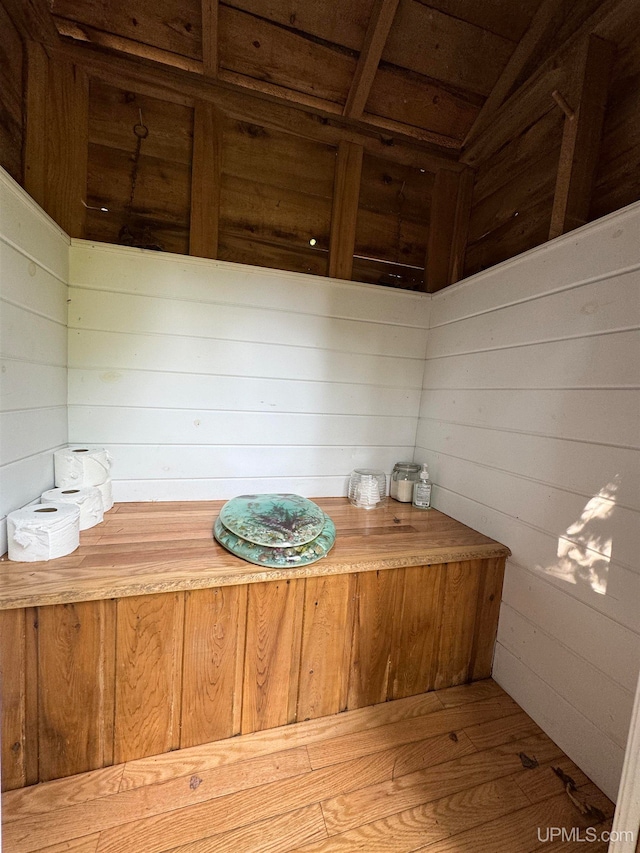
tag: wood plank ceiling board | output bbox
[218,5,356,107]
[51,0,203,59]
[221,0,376,52]
[417,0,541,43]
[382,0,516,97]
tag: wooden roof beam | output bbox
[2,0,59,46]
[462,0,568,151]
[201,0,218,78]
[49,40,462,173]
[549,34,615,239]
[343,0,400,120]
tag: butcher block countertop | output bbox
[0,498,510,610]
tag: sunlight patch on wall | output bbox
[543,477,619,595]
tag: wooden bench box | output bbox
[0,498,509,790]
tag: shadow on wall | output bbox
[544,476,620,595]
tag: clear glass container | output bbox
[348,468,386,510]
[390,462,421,502]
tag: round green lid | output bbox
[218,493,326,547]
[213,512,336,568]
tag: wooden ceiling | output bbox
[47,0,541,152]
[1,0,639,290]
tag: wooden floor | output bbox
[3,679,614,853]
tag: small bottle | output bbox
[412,463,432,509]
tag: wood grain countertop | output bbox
[0,498,510,610]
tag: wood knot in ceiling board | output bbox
[253,40,260,48]
[238,121,268,138]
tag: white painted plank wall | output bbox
[0,170,70,555]
[68,243,430,500]
[415,202,640,801]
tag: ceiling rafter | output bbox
[201,0,218,77]
[461,0,629,166]
[549,34,615,239]
[462,0,570,151]
[343,0,400,119]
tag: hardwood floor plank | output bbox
[320,731,563,835]
[35,837,100,853]
[2,765,125,821]
[390,730,476,779]
[510,758,594,805]
[410,784,614,853]
[5,749,311,853]
[160,804,327,853]
[94,751,399,853]
[119,689,444,790]
[462,709,543,750]
[287,776,530,853]
[307,694,519,769]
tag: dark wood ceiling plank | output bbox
[329,141,364,279]
[426,167,473,292]
[219,0,373,53]
[344,0,400,119]
[218,5,355,105]
[201,0,218,77]
[413,0,540,43]
[52,0,202,59]
[49,40,462,172]
[365,64,480,142]
[549,34,616,239]
[462,0,570,151]
[190,101,222,258]
[383,0,513,97]
[2,0,59,46]
[54,17,202,73]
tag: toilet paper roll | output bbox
[8,503,80,562]
[41,486,104,530]
[54,447,112,488]
[96,478,114,513]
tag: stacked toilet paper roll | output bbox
[41,486,104,530]
[54,447,114,512]
[7,503,81,562]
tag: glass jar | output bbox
[390,462,421,502]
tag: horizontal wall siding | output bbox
[68,242,430,500]
[0,171,70,555]
[415,201,640,802]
